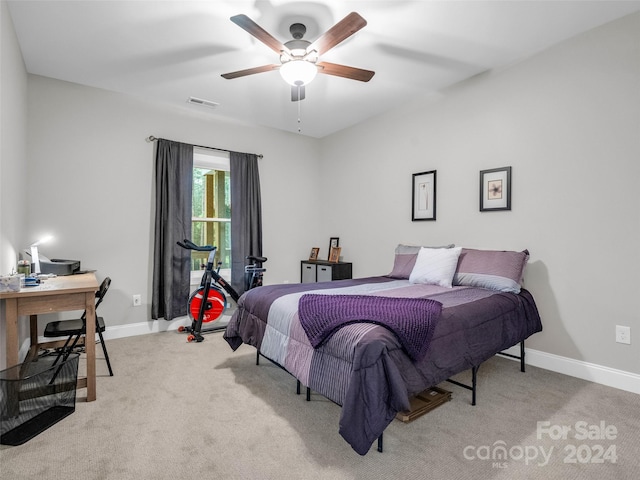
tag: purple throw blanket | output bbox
[298,294,442,362]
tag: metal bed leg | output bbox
[377,434,383,452]
[497,340,526,371]
[471,366,478,406]
[446,364,480,405]
[295,380,310,400]
[256,349,311,399]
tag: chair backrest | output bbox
[94,277,111,310]
[81,277,111,321]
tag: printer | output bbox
[40,257,81,276]
[24,250,81,276]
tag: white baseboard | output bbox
[99,315,233,340]
[25,315,232,358]
[501,345,640,395]
[25,324,639,396]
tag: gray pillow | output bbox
[453,248,529,293]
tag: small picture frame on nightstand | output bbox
[329,246,341,263]
[309,247,320,261]
[328,237,339,260]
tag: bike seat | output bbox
[247,255,267,263]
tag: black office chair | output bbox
[44,276,114,376]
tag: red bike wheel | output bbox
[188,286,226,323]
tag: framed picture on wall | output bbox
[309,247,320,261]
[412,170,437,221]
[480,166,511,211]
[327,237,339,260]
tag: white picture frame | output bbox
[412,170,436,221]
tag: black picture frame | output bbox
[328,237,339,260]
[412,170,437,221]
[480,166,512,211]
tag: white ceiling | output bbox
[7,1,640,138]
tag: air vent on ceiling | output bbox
[187,96,219,109]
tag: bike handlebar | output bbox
[177,240,267,264]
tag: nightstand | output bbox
[300,260,352,283]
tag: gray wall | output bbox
[320,13,640,377]
[0,0,29,364]
[23,75,323,338]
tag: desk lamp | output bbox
[30,235,52,274]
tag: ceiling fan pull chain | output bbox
[297,85,303,133]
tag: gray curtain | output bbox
[230,151,262,296]
[151,139,194,320]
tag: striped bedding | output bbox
[223,276,542,455]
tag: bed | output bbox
[223,246,543,455]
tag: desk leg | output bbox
[23,315,41,362]
[85,291,96,402]
[4,299,20,416]
[5,298,19,369]
[29,315,38,346]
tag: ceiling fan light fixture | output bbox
[280,60,317,86]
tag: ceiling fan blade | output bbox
[317,62,375,82]
[230,14,288,55]
[221,64,280,80]
[308,12,367,56]
[291,84,306,102]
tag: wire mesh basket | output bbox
[1,353,79,445]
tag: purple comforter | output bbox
[223,277,542,455]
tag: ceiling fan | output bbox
[221,12,375,101]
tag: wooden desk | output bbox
[0,273,99,401]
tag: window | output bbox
[191,148,230,282]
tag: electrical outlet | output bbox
[133,294,142,307]
[615,325,630,345]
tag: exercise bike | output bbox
[176,239,266,342]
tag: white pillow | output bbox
[409,246,462,288]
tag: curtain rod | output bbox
[146,136,263,159]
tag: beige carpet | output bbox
[1,330,638,480]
